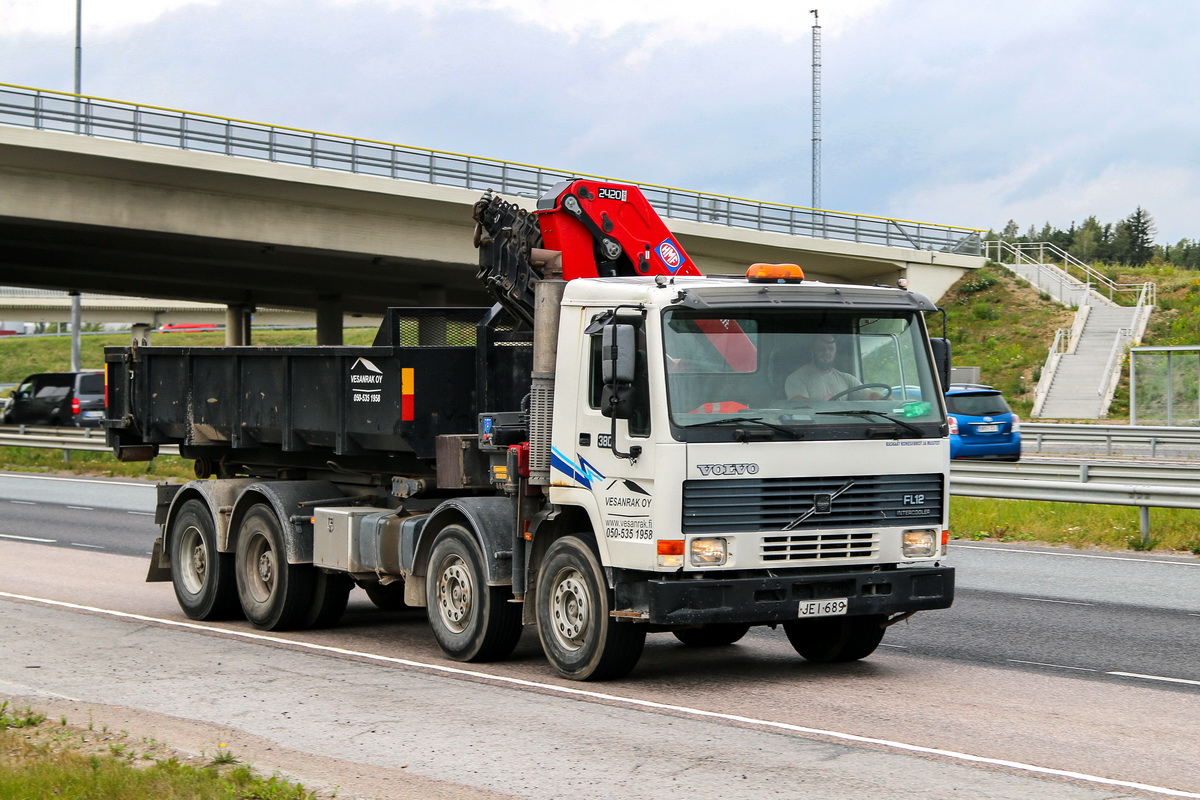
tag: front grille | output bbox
[762,531,877,562]
[681,473,943,535]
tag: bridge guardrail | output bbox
[1022,422,1200,459]
[0,83,983,256]
[0,425,179,456]
[4,425,1192,542]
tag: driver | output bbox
[786,334,884,402]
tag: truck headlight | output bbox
[902,529,936,558]
[690,537,728,566]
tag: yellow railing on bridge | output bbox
[0,83,984,255]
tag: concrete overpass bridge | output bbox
[0,83,986,344]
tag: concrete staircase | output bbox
[983,241,1156,419]
[1037,304,1139,418]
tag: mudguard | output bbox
[408,496,516,586]
[227,480,341,564]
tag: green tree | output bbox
[1071,216,1106,262]
[1123,207,1156,266]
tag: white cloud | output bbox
[901,162,1200,243]
[332,0,890,43]
[1,0,223,35]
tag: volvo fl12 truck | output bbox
[106,179,954,680]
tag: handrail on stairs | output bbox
[982,240,1154,306]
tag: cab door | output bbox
[566,316,659,565]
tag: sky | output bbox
[2,0,1200,244]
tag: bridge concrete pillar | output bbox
[415,285,448,346]
[131,323,152,345]
[224,304,253,346]
[316,295,344,346]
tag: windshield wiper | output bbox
[813,409,926,437]
[680,416,802,439]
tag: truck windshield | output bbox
[662,308,944,442]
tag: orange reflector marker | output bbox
[657,540,685,556]
[941,530,950,546]
[746,263,804,283]
[401,368,415,420]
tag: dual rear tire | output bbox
[168,499,349,631]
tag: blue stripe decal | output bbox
[550,446,605,488]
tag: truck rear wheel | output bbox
[169,499,240,620]
[425,525,522,662]
[672,623,751,647]
[306,571,352,629]
[363,581,408,611]
[235,504,314,631]
[535,536,646,681]
[783,615,886,662]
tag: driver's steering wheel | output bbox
[827,383,892,401]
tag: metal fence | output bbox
[5,423,1199,545]
[1129,346,1200,427]
[0,83,984,255]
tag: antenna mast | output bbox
[810,8,821,210]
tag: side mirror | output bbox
[930,338,951,393]
[602,324,636,385]
[601,323,637,421]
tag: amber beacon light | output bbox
[746,263,805,283]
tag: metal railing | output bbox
[1031,325,1074,417]
[983,240,1156,306]
[1022,421,1200,458]
[0,83,984,255]
[0,424,179,455]
[3,424,1196,543]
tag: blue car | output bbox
[945,383,1021,462]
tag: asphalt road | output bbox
[1,472,1198,799]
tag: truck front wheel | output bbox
[235,504,314,631]
[425,525,522,662]
[535,536,646,681]
[169,499,240,620]
[783,615,886,662]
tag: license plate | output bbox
[798,598,848,618]
[975,424,999,433]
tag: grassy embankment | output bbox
[2,307,1199,554]
[0,701,317,799]
[939,262,1200,554]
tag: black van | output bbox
[3,370,106,427]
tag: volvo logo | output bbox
[696,463,760,476]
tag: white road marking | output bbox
[952,543,1200,568]
[69,543,104,549]
[2,590,1198,800]
[67,506,94,511]
[0,472,151,488]
[10,500,35,505]
[0,534,56,543]
[1020,597,1094,606]
[126,511,154,516]
[1008,660,1097,672]
[1107,672,1200,688]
